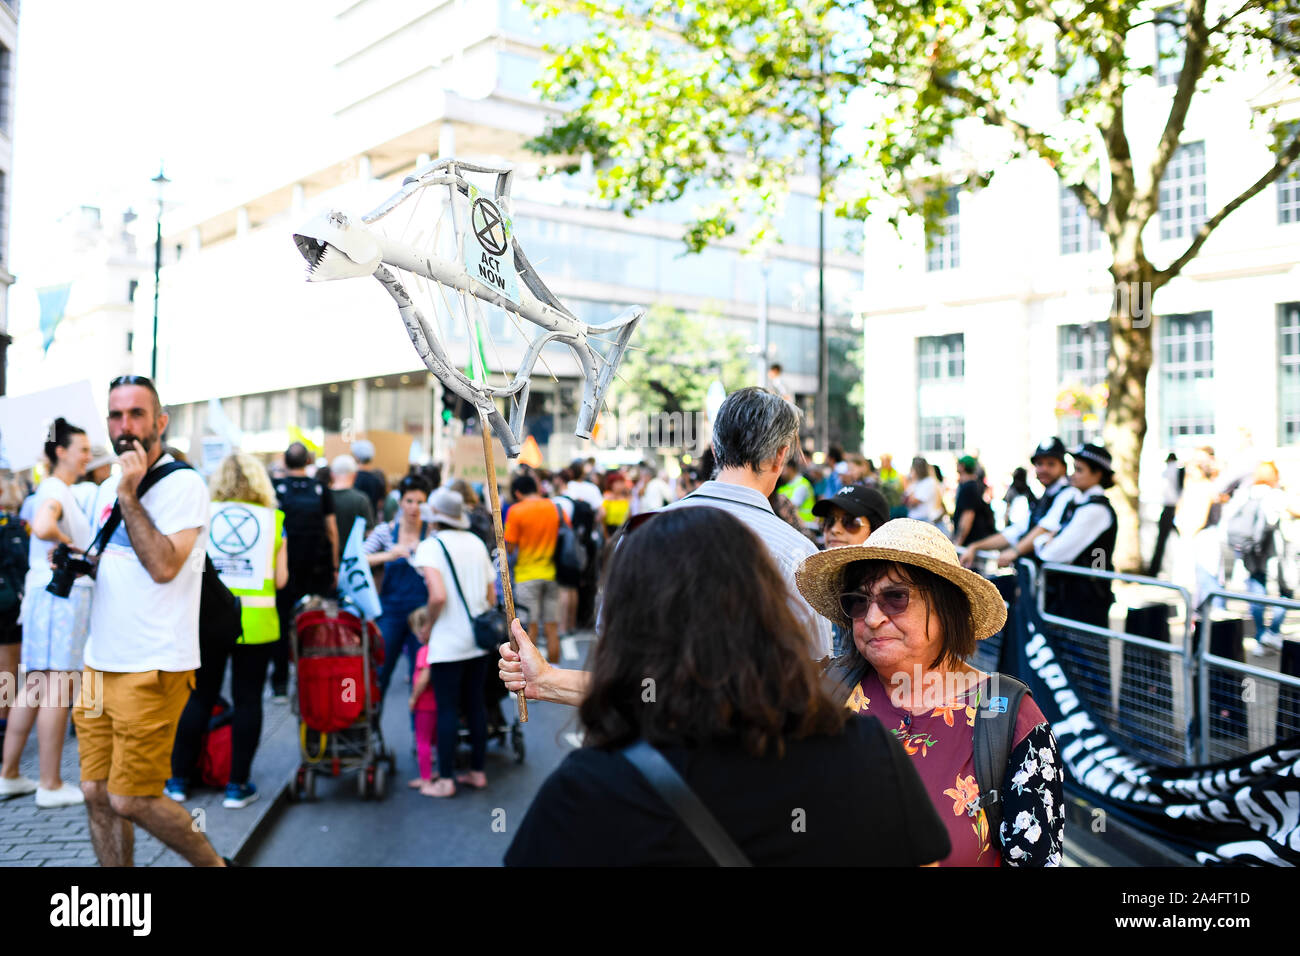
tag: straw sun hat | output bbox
[795,518,1007,640]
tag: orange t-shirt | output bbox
[504,497,569,582]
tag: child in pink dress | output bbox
[407,608,439,794]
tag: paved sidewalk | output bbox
[0,694,300,867]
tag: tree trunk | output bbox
[1103,262,1158,573]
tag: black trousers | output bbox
[1147,505,1178,576]
[171,639,276,786]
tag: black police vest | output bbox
[1045,494,1117,614]
[1028,480,1068,529]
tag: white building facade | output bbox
[858,22,1300,508]
[123,0,861,466]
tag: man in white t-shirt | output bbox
[72,376,226,867]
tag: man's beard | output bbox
[113,433,156,455]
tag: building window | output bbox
[925,187,960,272]
[1060,184,1103,255]
[1275,7,1299,59]
[1280,303,1300,444]
[917,333,965,452]
[1155,4,1184,87]
[1280,130,1300,225]
[1056,323,1109,447]
[1159,311,1214,447]
[0,171,6,265]
[0,44,10,135]
[128,279,139,302]
[1158,141,1206,240]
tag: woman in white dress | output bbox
[0,418,94,808]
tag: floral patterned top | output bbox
[845,668,1065,867]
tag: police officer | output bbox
[1032,443,1117,716]
[1033,443,1117,628]
[959,437,1073,569]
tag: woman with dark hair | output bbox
[795,519,1064,866]
[504,507,950,866]
[0,419,92,807]
[364,474,433,703]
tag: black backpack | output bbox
[0,512,29,615]
[824,661,1030,852]
[274,476,333,580]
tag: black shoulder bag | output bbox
[93,459,242,647]
[434,535,507,652]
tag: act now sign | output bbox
[463,183,520,307]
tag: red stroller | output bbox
[286,597,393,800]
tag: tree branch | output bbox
[1136,0,1210,223]
[1029,0,1078,37]
[1208,0,1268,33]
[1157,132,1300,283]
[932,74,1104,220]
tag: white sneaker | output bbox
[0,774,38,797]
[35,783,85,808]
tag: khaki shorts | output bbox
[73,668,195,797]
[514,577,558,626]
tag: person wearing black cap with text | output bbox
[812,484,891,658]
[812,484,890,549]
[959,437,1073,569]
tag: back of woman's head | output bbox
[580,507,845,757]
[211,453,277,508]
[44,418,86,470]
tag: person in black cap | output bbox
[812,484,891,658]
[959,437,1072,569]
[812,484,890,549]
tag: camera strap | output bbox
[86,459,189,560]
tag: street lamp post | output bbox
[150,165,170,380]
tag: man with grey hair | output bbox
[330,453,375,541]
[664,386,831,658]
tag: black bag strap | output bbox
[971,673,1031,846]
[434,535,475,630]
[619,740,751,867]
[89,459,189,559]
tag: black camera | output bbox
[46,544,95,598]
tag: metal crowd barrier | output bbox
[1195,588,1300,764]
[1014,562,1300,766]
[1036,562,1198,765]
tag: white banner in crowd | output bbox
[0,380,110,472]
[339,516,382,619]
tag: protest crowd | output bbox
[0,370,1295,867]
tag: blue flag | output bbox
[339,516,382,620]
[38,284,73,353]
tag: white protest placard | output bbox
[339,516,382,619]
[463,182,520,306]
[0,380,110,472]
[207,501,276,591]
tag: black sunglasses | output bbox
[838,585,923,620]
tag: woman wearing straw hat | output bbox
[796,519,1064,866]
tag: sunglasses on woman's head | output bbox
[821,512,864,534]
[838,585,919,620]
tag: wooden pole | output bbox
[479,413,528,722]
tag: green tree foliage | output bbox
[528,0,1300,568]
[616,304,753,415]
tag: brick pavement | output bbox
[0,693,298,866]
